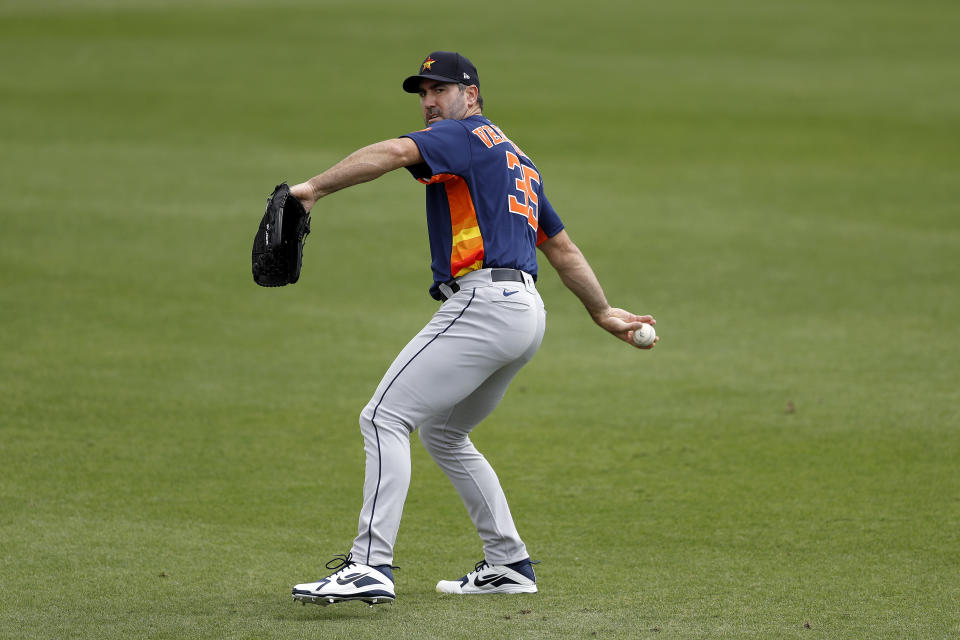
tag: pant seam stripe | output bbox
[363,289,477,564]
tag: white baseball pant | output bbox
[349,268,545,567]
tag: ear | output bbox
[464,84,479,108]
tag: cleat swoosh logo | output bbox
[474,573,509,587]
[336,572,370,585]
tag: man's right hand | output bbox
[593,308,658,349]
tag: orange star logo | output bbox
[421,57,436,72]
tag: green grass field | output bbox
[2,1,958,638]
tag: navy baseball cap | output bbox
[402,51,479,93]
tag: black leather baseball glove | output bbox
[252,182,311,287]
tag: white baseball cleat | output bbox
[292,553,396,606]
[436,558,538,595]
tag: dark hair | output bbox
[458,83,484,112]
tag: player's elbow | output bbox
[539,230,581,268]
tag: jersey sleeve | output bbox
[536,193,564,246]
[401,120,471,180]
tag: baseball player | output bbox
[290,51,657,606]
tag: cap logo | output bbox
[421,56,436,72]
[463,72,470,79]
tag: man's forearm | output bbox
[303,139,417,201]
[539,231,611,320]
[553,250,611,320]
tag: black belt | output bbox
[440,268,526,300]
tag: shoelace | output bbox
[323,552,400,575]
[324,553,356,573]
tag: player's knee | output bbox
[417,423,442,453]
[360,403,415,438]
[418,423,465,453]
[359,404,375,432]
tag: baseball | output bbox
[632,323,656,347]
